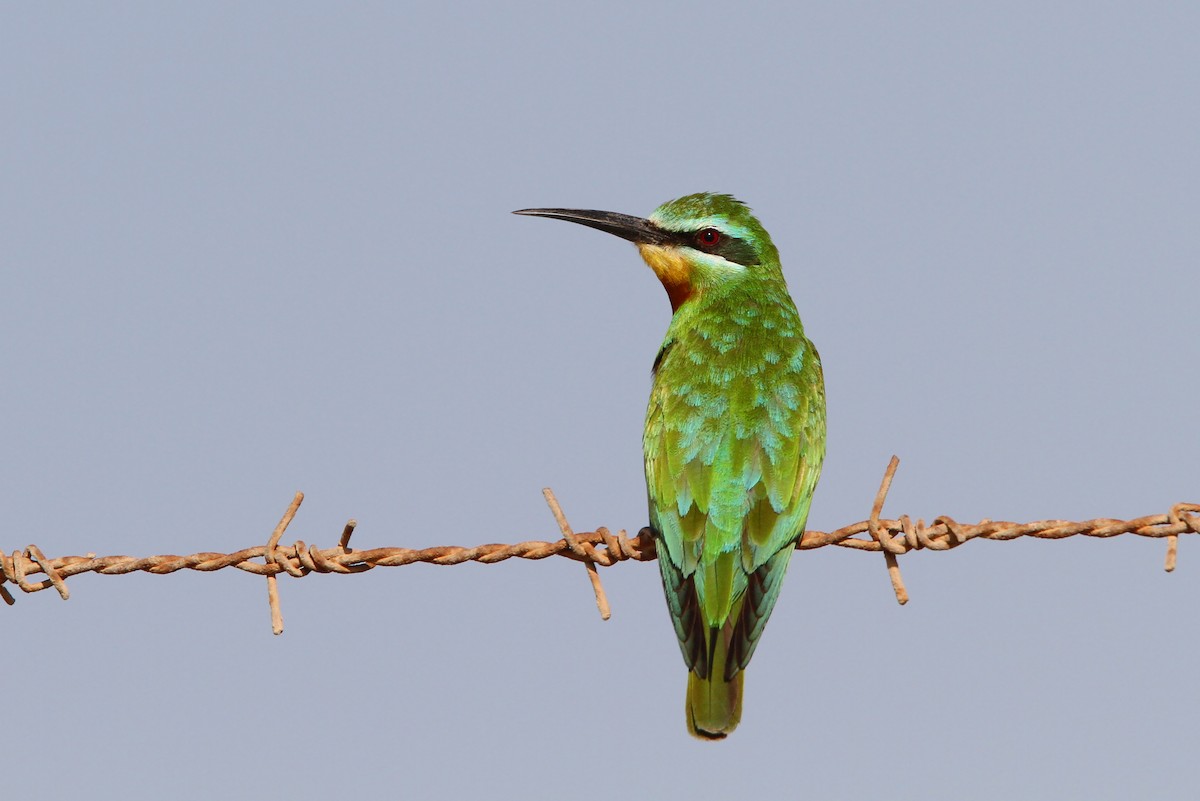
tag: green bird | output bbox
[515,193,825,739]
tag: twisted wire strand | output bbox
[3,458,1197,631]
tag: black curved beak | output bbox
[512,208,675,247]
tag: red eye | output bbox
[697,228,721,249]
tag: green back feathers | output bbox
[646,278,824,633]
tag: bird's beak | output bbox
[512,208,675,247]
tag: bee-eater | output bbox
[515,193,825,739]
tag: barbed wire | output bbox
[3,457,1198,633]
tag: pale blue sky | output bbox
[3,3,1198,799]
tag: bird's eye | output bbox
[696,228,721,249]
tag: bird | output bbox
[514,193,825,739]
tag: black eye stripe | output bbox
[666,228,759,266]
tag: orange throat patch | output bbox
[637,244,695,311]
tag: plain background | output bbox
[3,3,1198,799]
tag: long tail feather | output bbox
[685,623,744,739]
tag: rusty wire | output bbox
[2,457,1197,633]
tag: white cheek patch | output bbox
[685,248,747,278]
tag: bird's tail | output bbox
[686,624,743,740]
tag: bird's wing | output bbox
[739,337,826,574]
[646,377,709,675]
[730,341,825,672]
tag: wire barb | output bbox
[867,456,908,605]
[1,459,1196,633]
[543,488,612,620]
[264,492,304,634]
[1165,504,1200,572]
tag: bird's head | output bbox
[515,193,780,311]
